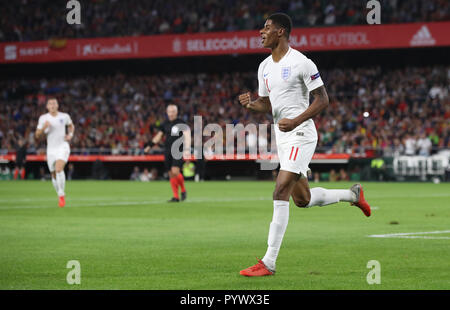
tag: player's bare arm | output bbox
[35,120,50,140]
[152,131,164,145]
[65,123,75,142]
[278,85,329,132]
[144,131,164,153]
[238,92,271,113]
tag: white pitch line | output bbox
[0,197,156,203]
[0,196,271,210]
[0,200,158,210]
[384,236,450,240]
[373,193,450,199]
[368,230,450,240]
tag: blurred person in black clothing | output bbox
[14,137,27,180]
[145,104,191,202]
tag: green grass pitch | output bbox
[0,180,449,290]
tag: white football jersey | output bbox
[258,46,324,143]
[37,112,73,152]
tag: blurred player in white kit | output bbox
[35,98,75,207]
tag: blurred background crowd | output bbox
[1,0,449,42]
[1,65,448,157]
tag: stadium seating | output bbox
[0,66,448,157]
[1,0,449,42]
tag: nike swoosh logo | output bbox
[263,73,269,77]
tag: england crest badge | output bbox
[281,66,291,81]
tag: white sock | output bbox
[262,200,289,271]
[51,177,59,195]
[55,171,65,197]
[307,187,356,207]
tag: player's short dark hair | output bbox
[47,97,58,103]
[268,13,293,38]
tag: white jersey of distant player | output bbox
[37,112,73,153]
[258,46,324,144]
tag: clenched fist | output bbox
[238,92,251,108]
[278,118,298,132]
[64,134,73,142]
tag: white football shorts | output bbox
[277,139,317,177]
[47,144,70,172]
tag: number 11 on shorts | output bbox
[289,146,299,161]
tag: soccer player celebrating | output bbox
[145,104,191,202]
[35,98,74,207]
[238,13,371,277]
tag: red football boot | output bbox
[58,196,66,208]
[240,259,275,277]
[350,184,371,217]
